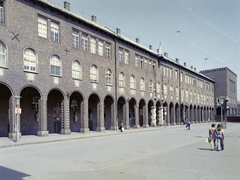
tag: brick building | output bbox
[200,67,238,120]
[0,0,215,138]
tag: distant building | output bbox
[200,67,238,120]
[237,102,240,116]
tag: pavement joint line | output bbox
[0,123,212,149]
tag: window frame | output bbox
[50,21,59,42]
[72,60,81,80]
[50,55,61,76]
[0,41,7,67]
[23,48,37,72]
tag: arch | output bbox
[175,103,180,125]
[88,93,100,131]
[139,99,146,127]
[169,102,174,125]
[104,95,114,130]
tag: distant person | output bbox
[215,124,224,151]
[209,123,216,151]
[181,118,185,125]
[185,119,190,130]
[119,120,124,132]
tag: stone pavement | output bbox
[0,124,186,148]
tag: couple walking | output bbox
[209,123,224,151]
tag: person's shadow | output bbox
[198,148,211,151]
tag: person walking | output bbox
[119,120,124,132]
[216,124,224,151]
[209,123,216,151]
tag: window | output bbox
[124,51,129,64]
[135,55,138,67]
[169,68,172,78]
[90,65,98,82]
[175,70,178,80]
[50,21,59,42]
[105,69,112,85]
[81,33,88,51]
[156,82,160,94]
[130,75,135,89]
[90,37,96,54]
[164,84,167,95]
[105,43,111,58]
[0,41,6,67]
[38,16,47,38]
[186,89,188,99]
[144,59,148,69]
[163,66,166,76]
[72,29,79,48]
[32,97,39,110]
[119,48,123,62]
[180,72,183,82]
[0,4,4,23]
[23,48,37,72]
[140,57,143,69]
[170,85,173,96]
[98,40,103,56]
[72,60,81,79]
[140,78,145,91]
[181,88,184,98]
[149,80,153,92]
[119,72,125,87]
[176,87,179,97]
[50,55,61,76]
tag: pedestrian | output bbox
[215,124,224,151]
[181,118,185,125]
[119,120,124,132]
[185,119,190,130]
[209,123,216,151]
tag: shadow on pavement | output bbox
[0,166,30,180]
[198,148,211,151]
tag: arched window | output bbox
[90,65,98,82]
[119,72,125,87]
[50,55,61,76]
[130,75,135,89]
[24,48,37,72]
[105,69,112,85]
[186,89,189,99]
[140,77,145,91]
[0,41,6,67]
[72,60,81,79]
[149,80,153,92]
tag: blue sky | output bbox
[51,0,240,100]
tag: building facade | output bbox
[200,67,238,119]
[0,0,215,138]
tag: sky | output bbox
[50,0,240,100]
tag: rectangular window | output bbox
[105,43,111,58]
[135,55,138,67]
[0,5,4,23]
[175,70,178,80]
[119,48,123,62]
[81,33,88,51]
[98,40,103,56]
[180,72,183,82]
[144,59,148,69]
[72,29,79,48]
[38,16,47,38]
[50,21,59,42]
[51,65,60,75]
[148,61,152,71]
[124,51,129,64]
[90,37,96,54]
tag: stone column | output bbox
[80,99,89,133]
[61,99,71,134]
[8,96,15,138]
[151,106,157,127]
[37,95,49,136]
[125,101,130,129]
[110,102,117,130]
[142,104,149,128]
[97,100,105,132]
[158,107,163,126]
[133,105,140,128]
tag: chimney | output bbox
[184,62,186,66]
[191,66,193,70]
[175,58,179,63]
[149,45,152,50]
[164,52,168,58]
[116,28,121,35]
[136,38,140,44]
[64,1,70,10]
[194,68,196,71]
[91,15,97,23]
